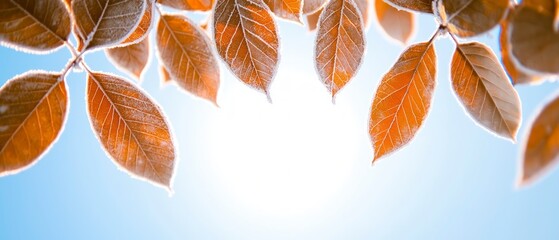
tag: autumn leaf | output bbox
[385,0,432,13]
[439,0,508,37]
[0,0,71,53]
[106,38,150,80]
[86,71,175,188]
[369,41,436,161]
[213,0,279,99]
[520,94,559,186]
[122,0,154,45]
[451,42,521,140]
[509,0,559,74]
[0,71,68,176]
[158,0,214,11]
[264,0,303,23]
[157,14,220,104]
[160,66,172,85]
[303,0,328,14]
[375,0,415,44]
[355,0,371,27]
[71,0,146,51]
[315,0,365,99]
[305,7,323,31]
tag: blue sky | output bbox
[1,9,558,240]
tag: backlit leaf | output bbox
[303,0,328,14]
[520,94,559,185]
[158,0,214,11]
[122,0,154,45]
[440,0,508,37]
[315,0,365,99]
[0,71,68,176]
[451,42,521,140]
[375,0,415,44]
[157,14,220,104]
[213,0,279,99]
[71,0,146,51]
[355,0,371,27]
[305,7,323,31]
[509,0,559,74]
[385,0,432,13]
[86,71,175,188]
[0,0,71,53]
[106,38,150,80]
[265,0,303,23]
[369,41,436,161]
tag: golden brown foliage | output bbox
[106,38,150,80]
[375,0,415,44]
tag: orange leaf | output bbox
[157,14,220,104]
[520,93,559,186]
[451,42,521,140]
[213,0,279,99]
[71,0,146,51]
[305,7,323,31]
[122,0,154,45]
[355,0,371,27]
[385,0,432,13]
[158,0,214,11]
[264,0,303,23]
[0,71,68,176]
[86,71,175,189]
[0,0,71,53]
[160,65,172,85]
[375,0,415,44]
[315,0,365,99]
[439,0,508,37]
[106,38,150,80]
[303,0,328,14]
[369,41,436,161]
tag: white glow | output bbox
[208,72,360,217]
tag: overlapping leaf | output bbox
[440,0,508,37]
[451,42,521,140]
[86,71,175,188]
[369,41,436,161]
[520,94,559,185]
[355,0,370,27]
[315,0,365,99]
[305,7,323,31]
[509,0,559,74]
[0,0,71,53]
[385,0,432,13]
[303,0,328,14]
[375,0,415,44]
[158,0,214,11]
[106,38,150,80]
[122,0,154,45]
[213,0,279,98]
[157,14,220,104]
[0,71,68,176]
[71,0,146,51]
[264,0,303,23]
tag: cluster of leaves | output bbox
[0,0,558,191]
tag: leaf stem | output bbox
[59,41,86,81]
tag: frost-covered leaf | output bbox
[369,41,436,161]
[385,0,432,13]
[122,0,154,45]
[71,0,146,51]
[86,71,175,188]
[375,0,415,44]
[158,0,214,11]
[213,0,279,99]
[440,0,508,37]
[355,0,371,27]
[264,0,303,23]
[106,38,150,80]
[305,7,323,31]
[315,0,365,99]
[451,42,521,140]
[303,0,328,14]
[520,94,559,185]
[0,71,68,176]
[0,0,71,53]
[509,0,559,74]
[157,14,220,104]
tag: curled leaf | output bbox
[303,0,328,14]
[86,71,175,188]
[451,42,521,140]
[122,0,154,45]
[106,38,150,80]
[0,71,68,176]
[369,41,436,161]
[375,0,415,44]
[315,0,365,99]
[440,0,508,37]
[213,0,279,99]
[71,0,146,51]
[385,0,432,13]
[0,0,71,53]
[264,0,303,23]
[520,93,559,186]
[157,14,220,104]
[158,0,214,11]
[305,7,323,31]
